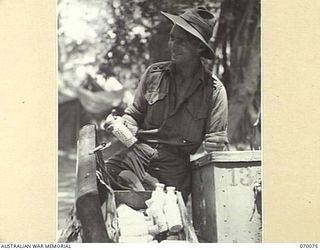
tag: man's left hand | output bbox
[203,131,229,152]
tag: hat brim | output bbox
[161,11,215,59]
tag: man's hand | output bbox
[102,119,116,133]
[102,114,139,136]
[121,114,139,136]
[203,131,229,152]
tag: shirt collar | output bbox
[167,61,206,85]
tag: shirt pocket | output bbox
[144,90,167,126]
[145,90,167,105]
[182,101,207,143]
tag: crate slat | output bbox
[75,125,111,243]
[192,151,261,170]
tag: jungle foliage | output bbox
[58,0,260,147]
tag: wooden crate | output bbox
[102,190,199,243]
[75,125,198,243]
[191,151,262,243]
[75,125,261,243]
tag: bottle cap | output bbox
[155,183,165,189]
[111,109,117,116]
[166,186,176,192]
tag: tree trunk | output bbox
[219,0,260,144]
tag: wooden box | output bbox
[74,125,261,243]
[191,151,262,243]
[74,125,198,242]
[102,190,198,243]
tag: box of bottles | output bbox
[102,190,198,243]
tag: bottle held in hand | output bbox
[105,109,137,147]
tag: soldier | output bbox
[104,6,228,201]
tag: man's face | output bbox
[168,24,200,65]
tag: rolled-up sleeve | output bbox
[124,68,149,124]
[206,81,228,134]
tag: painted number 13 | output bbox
[229,168,254,186]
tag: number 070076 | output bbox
[299,244,318,248]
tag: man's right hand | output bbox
[121,114,139,136]
[102,119,115,132]
[102,114,139,136]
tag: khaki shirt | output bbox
[125,61,228,154]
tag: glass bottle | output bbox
[163,186,183,233]
[105,110,137,147]
[148,183,168,241]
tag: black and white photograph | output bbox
[57,0,261,243]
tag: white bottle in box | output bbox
[150,183,168,233]
[163,186,183,233]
